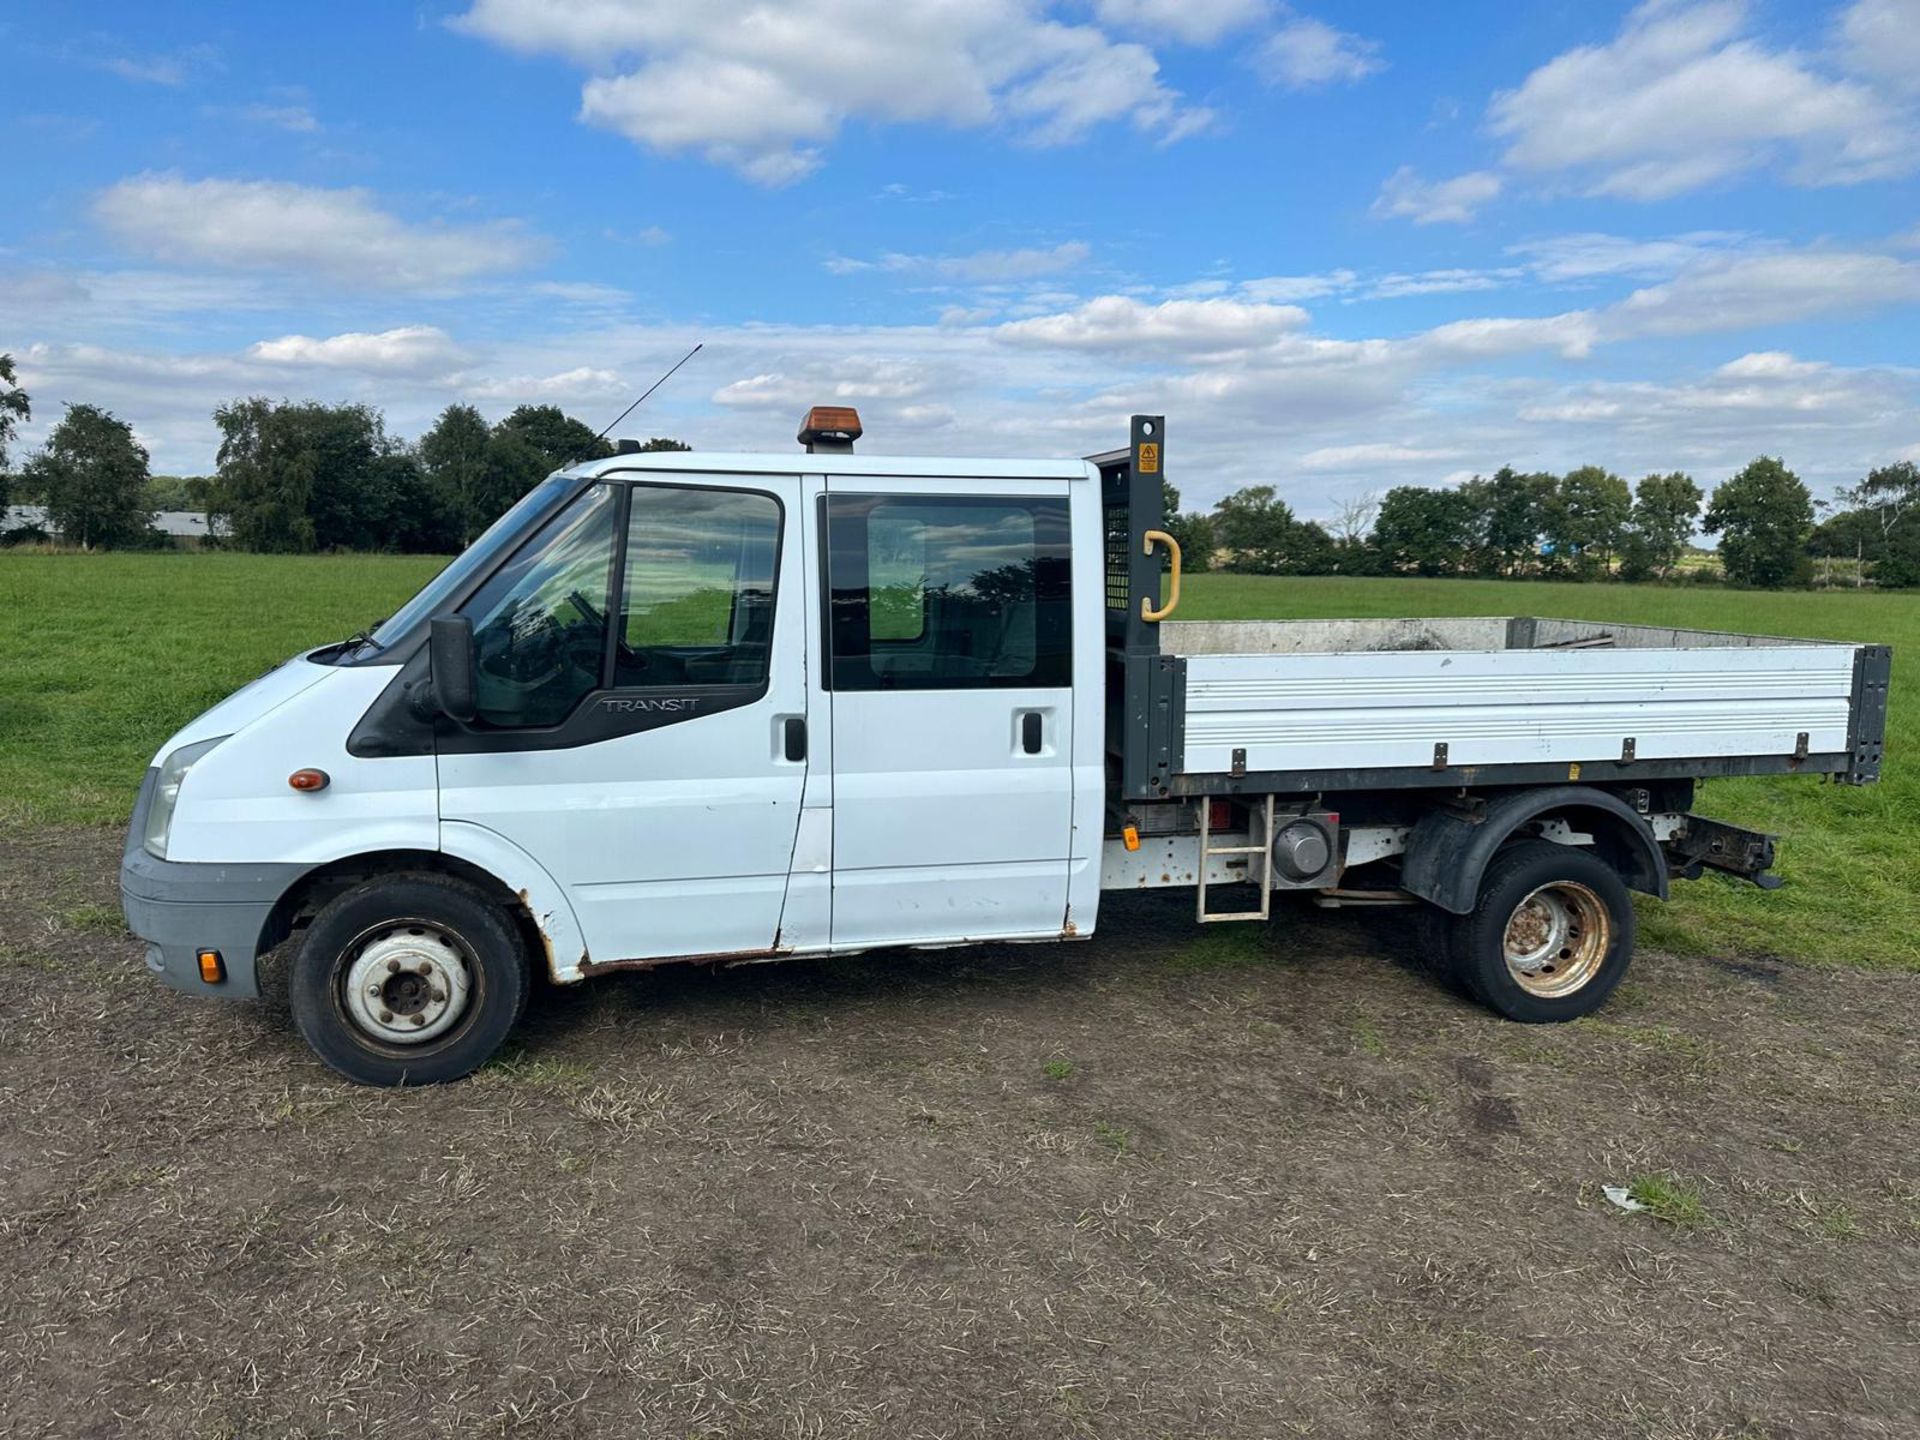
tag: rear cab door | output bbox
[819,469,1103,946]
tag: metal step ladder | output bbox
[1196,794,1276,923]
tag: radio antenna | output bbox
[591,341,703,448]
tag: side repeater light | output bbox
[289,768,330,792]
[197,949,226,984]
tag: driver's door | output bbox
[437,476,809,966]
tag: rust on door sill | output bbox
[579,940,793,977]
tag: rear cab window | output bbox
[824,494,1071,691]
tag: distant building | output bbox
[3,504,227,545]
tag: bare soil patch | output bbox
[2,826,1917,1438]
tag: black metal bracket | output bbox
[1845,644,1892,785]
[1665,814,1781,890]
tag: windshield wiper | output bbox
[343,621,388,656]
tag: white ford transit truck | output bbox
[121,410,1892,1085]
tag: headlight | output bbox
[143,736,229,860]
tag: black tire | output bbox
[1442,840,1635,1023]
[289,873,530,1086]
[1414,903,1472,996]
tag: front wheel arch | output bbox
[260,849,546,985]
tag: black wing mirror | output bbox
[429,615,477,722]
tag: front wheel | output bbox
[289,874,530,1086]
[1436,840,1635,1023]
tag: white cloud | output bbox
[1298,442,1458,471]
[1716,351,1831,380]
[992,295,1309,352]
[1606,250,1920,336]
[236,103,319,133]
[91,174,548,291]
[713,357,945,410]
[1489,0,1918,200]
[1517,350,1912,443]
[103,55,188,85]
[1416,312,1601,361]
[1368,268,1517,298]
[1371,166,1502,225]
[1839,0,1920,97]
[90,44,221,87]
[452,0,1212,183]
[464,367,629,401]
[1508,231,1748,283]
[827,241,1090,282]
[0,267,286,323]
[246,326,467,373]
[1094,0,1267,46]
[581,60,836,185]
[1517,399,1625,424]
[530,281,636,308]
[1256,11,1383,89]
[1239,270,1358,302]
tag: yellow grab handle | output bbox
[1141,529,1181,622]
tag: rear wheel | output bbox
[1435,840,1635,1023]
[289,874,530,1086]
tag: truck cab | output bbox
[124,409,1113,1082]
[122,409,1890,1085]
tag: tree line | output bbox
[1163,454,1920,590]
[0,356,685,554]
[3,354,1915,588]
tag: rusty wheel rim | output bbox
[1502,880,1609,998]
[342,922,474,1045]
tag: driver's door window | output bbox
[615,486,781,689]
[464,484,618,728]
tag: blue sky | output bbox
[3,0,1918,514]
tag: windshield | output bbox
[368,474,576,648]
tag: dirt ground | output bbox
[2,827,1916,1440]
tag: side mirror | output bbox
[429,615,477,722]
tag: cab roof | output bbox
[565,450,1097,483]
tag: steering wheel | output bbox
[477,602,568,691]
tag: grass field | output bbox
[1,552,1911,968]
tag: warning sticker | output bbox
[1137,441,1160,474]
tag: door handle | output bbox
[784,716,808,763]
[1021,711,1043,755]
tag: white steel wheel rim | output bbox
[1502,880,1609,999]
[342,923,474,1045]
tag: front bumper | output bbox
[119,768,308,1000]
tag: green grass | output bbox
[0,551,446,826]
[1,555,1912,969]
[1626,1173,1713,1228]
[1164,922,1272,971]
[61,902,128,935]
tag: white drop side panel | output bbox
[1181,645,1858,775]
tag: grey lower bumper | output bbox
[120,768,308,1000]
